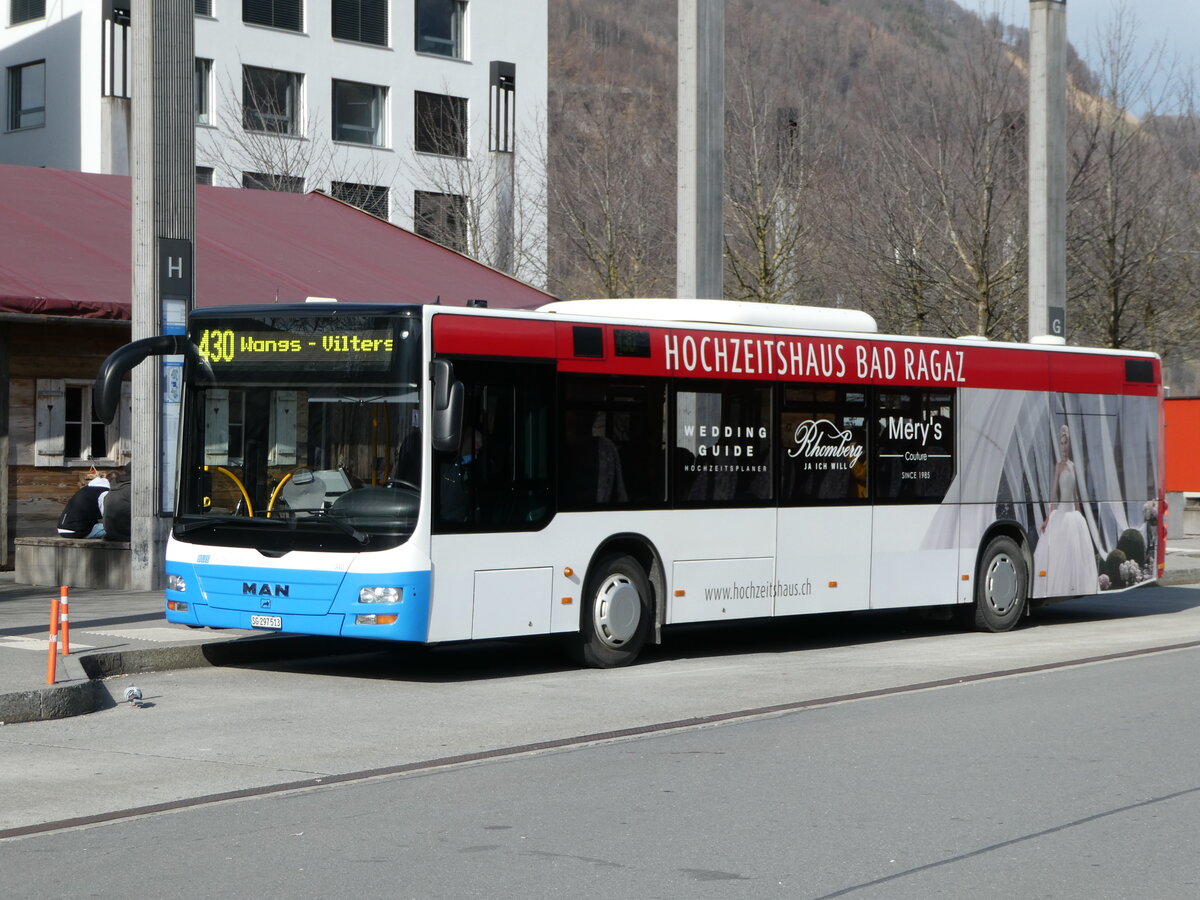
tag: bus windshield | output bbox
[174,309,423,553]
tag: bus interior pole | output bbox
[130,0,195,591]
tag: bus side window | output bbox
[433,360,554,532]
[558,376,667,511]
[873,389,955,503]
[779,386,869,506]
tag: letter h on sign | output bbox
[158,237,194,303]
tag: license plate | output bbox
[250,614,282,629]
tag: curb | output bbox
[0,680,113,725]
[1,635,359,725]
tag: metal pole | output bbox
[130,0,195,590]
[1028,0,1067,343]
[677,0,724,300]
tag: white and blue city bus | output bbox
[95,298,1165,667]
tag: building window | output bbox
[415,91,467,157]
[243,0,302,31]
[331,182,390,219]
[242,65,302,135]
[7,61,45,131]
[332,0,388,46]
[195,58,213,125]
[414,190,467,253]
[415,0,465,58]
[35,379,130,467]
[10,1,45,25]
[195,0,213,15]
[196,166,214,185]
[332,79,386,146]
[242,171,304,192]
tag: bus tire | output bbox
[571,554,653,668]
[973,535,1028,632]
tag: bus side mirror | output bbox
[430,359,463,454]
[94,334,198,424]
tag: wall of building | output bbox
[2,320,129,564]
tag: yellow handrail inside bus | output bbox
[206,465,254,517]
[266,471,294,518]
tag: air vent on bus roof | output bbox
[538,298,877,333]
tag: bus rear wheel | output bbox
[973,535,1028,632]
[571,554,652,668]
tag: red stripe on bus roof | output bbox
[433,313,1159,396]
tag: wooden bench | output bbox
[14,537,132,590]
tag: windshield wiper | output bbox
[310,510,370,545]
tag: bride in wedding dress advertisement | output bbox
[1033,424,1097,596]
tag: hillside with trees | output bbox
[546,0,1200,388]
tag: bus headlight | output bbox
[359,586,402,604]
[167,574,187,592]
[356,614,399,625]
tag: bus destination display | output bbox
[197,327,395,368]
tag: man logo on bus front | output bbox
[260,598,271,609]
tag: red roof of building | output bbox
[0,165,551,319]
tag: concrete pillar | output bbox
[0,326,8,570]
[677,0,724,300]
[130,0,194,590]
[1028,0,1067,342]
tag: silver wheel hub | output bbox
[986,553,1019,614]
[594,574,641,647]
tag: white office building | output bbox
[1,0,547,280]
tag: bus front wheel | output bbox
[973,536,1028,632]
[572,554,652,668]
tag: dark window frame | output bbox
[414,190,468,253]
[10,0,45,26]
[242,65,302,135]
[242,171,304,192]
[332,0,388,46]
[332,78,386,146]
[243,0,303,32]
[7,60,45,131]
[331,181,390,219]
[415,91,467,157]
[415,0,466,58]
[195,58,213,125]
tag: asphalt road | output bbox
[3,585,1200,897]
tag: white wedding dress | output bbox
[1033,462,1096,597]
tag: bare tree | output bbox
[1064,5,1200,360]
[544,81,676,299]
[400,92,549,287]
[846,10,1028,339]
[722,23,838,305]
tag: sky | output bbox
[1003,0,1200,110]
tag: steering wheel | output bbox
[385,478,420,492]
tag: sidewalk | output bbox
[3,541,1200,725]
[0,573,342,724]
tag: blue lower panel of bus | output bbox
[164,561,432,642]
